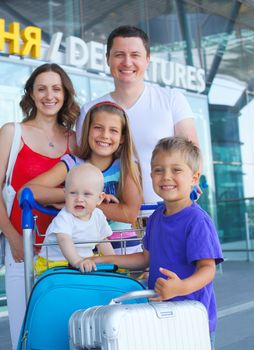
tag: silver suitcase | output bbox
[69,290,211,350]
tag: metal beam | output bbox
[206,0,242,92]
[175,0,193,66]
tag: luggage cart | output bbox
[19,187,157,302]
[18,187,203,350]
[17,188,154,350]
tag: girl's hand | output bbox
[51,202,65,209]
[78,258,97,273]
[102,194,119,204]
[150,267,183,301]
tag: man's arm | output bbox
[175,118,203,195]
[174,118,199,146]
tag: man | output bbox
[76,25,199,203]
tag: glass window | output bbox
[90,77,114,100]
[69,73,90,106]
[0,62,30,126]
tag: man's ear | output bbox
[97,192,106,206]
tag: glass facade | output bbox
[1,0,254,305]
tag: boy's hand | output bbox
[78,258,97,273]
[150,267,184,301]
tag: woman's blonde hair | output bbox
[77,101,142,200]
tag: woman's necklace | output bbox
[40,127,56,148]
[42,132,55,148]
[48,140,55,148]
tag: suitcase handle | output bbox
[109,289,159,304]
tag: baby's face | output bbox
[65,173,103,221]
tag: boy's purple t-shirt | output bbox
[143,202,223,332]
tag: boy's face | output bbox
[151,150,200,211]
[65,171,104,221]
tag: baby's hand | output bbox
[150,267,183,301]
[78,258,97,273]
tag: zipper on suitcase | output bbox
[21,330,28,350]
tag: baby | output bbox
[35,163,114,275]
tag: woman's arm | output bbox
[18,162,67,205]
[0,123,24,261]
[98,169,143,224]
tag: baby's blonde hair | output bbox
[65,163,104,192]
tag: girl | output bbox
[21,101,143,255]
[0,63,79,349]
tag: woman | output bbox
[0,63,79,349]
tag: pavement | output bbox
[0,260,254,350]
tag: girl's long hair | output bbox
[77,101,142,200]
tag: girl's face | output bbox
[88,110,124,161]
[31,71,65,118]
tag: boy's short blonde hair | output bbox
[151,137,201,173]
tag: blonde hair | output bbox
[77,102,142,200]
[151,137,201,173]
[65,163,104,192]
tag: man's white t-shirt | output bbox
[40,207,112,261]
[76,84,194,203]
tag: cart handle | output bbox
[109,289,159,304]
[19,185,199,228]
[19,188,59,229]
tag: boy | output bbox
[35,163,114,275]
[91,137,223,348]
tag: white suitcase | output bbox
[69,290,211,350]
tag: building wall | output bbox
[1,1,254,270]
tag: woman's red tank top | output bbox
[10,139,70,245]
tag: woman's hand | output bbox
[8,233,24,262]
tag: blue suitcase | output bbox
[17,266,147,350]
